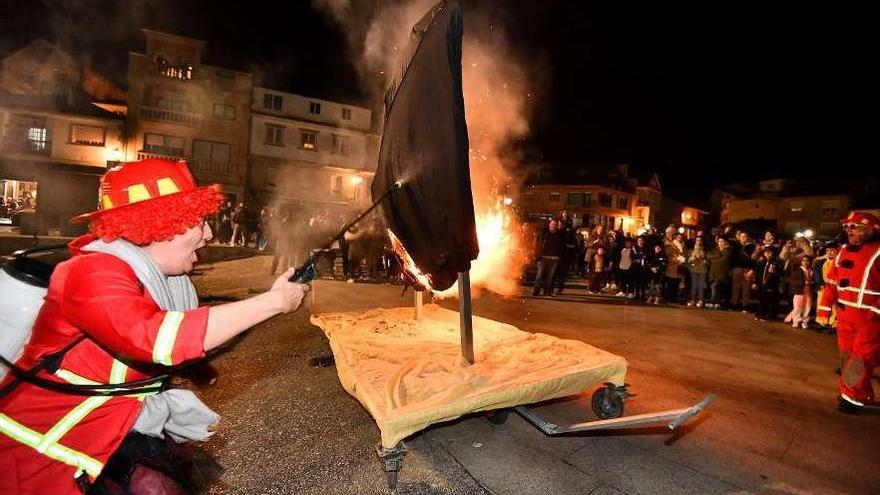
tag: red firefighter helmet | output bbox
[71,159,222,245]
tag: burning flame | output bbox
[389,197,527,299]
[388,229,434,290]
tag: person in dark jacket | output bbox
[730,231,756,311]
[552,210,577,295]
[646,244,668,304]
[753,247,783,321]
[631,236,648,301]
[532,219,564,297]
[707,236,733,309]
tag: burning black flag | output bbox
[372,0,479,291]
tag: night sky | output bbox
[0,1,866,206]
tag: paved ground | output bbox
[187,256,879,495]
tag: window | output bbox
[70,124,105,146]
[27,122,48,150]
[263,93,282,111]
[301,130,317,150]
[265,124,284,146]
[331,175,343,196]
[789,200,804,213]
[332,134,350,155]
[192,140,231,173]
[213,103,235,120]
[143,133,184,156]
[549,192,560,202]
[309,101,322,115]
[599,193,612,207]
[155,56,192,81]
[566,192,587,207]
[523,192,535,203]
[617,197,629,210]
[342,108,352,120]
[822,199,841,216]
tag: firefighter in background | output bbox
[816,211,880,414]
[0,159,310,494]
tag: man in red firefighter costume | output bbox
[0,159,309,494]
[816,211,880,414]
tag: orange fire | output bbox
[387,229,434,290]
[388,197,527,299]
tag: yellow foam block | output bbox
[311,304,627,448]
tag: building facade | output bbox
[0,40,124,235]
[248,87,377,212]
[126,30,252,204]
[520,184,638,233]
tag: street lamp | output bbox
[804,229,814,239]
[503,197,513,206]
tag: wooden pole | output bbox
[414,290,423,320]
[458,271,475,364]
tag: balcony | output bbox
[1,139,51,157]
[137,147,185,162]
[188,157,233,175]
[140,105,199,127]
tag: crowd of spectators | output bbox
[530,209,842,332]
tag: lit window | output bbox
[789,201,804,212]
[301,130,317,150]
[70,124,105,146]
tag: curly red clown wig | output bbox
[72,159,223,245]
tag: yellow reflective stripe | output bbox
[109,359,128,384]
[36,397,111,453]
[153,311,185,366]
[817,305,833,311]
[55,369,100,386]
[859,247,880,306]
[0,413,103,478]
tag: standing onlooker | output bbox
[664,230,686,304]
[687,236,709,307]
[256,206,270,250]
[553,210,577,295]
[707,236,733,309]
[231,203,249,247]
[532,219,564,297]
[753,247,783,321]
[217,200,233,244]
[575,227,588,275]
[646,244,668,304]
[617,237,635,297]
[730,231,756,312]
[813,242,839,331]
[631,236,648,301]
[784,255,814,329]
[587,246,611,294]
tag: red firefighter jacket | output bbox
[0,236,209,495]
[817,240,880,324]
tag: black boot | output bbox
[837,396,863,415]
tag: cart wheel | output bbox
[591,387,624,419]
[485,408,510,425]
